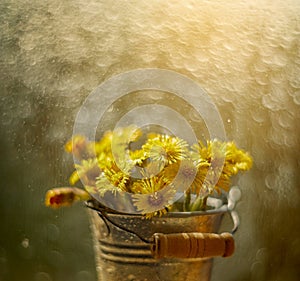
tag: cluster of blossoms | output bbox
[46,126,252,218]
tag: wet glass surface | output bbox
[0,1,299,280]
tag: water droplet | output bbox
[250,261,265,280]
[255,247,268,262]
[44,224,60,242]
[262,94,282,111]
[283,134,297,148]
[46,250,64,267]
[18,238,34,259]
[34,272,52,281]
[293,94,300,105]
[250,261,262,273]
[21,238,30,248]
[278,112,293,129]
[188,110,202,122]
[251,107,266,123]
[255,73,269,86]
[127,274,136,281]
[75,270,93,281]
[265,174,276,190]
[289,76,300,88]
[270,71,285,84]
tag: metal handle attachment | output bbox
[151,232,234,259]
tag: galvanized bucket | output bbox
[88,200,237,281]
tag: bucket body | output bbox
[89,207,227,281]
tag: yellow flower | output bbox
[94,131,113,157]
[69,170,80,186]
[142,134,188,165]
[96,168,130,194]
[92,172,124,196]
[142,161,164,178]
[197,166,230,195]
[97,151,114,170]
[132,177,176,218]
[129,149,147,165]
[192,140,252,175]
[163,159,198,192]
[45,187,91,208]
[131,175,169,193]
[70,158,101,186]
[223,142,253,175]
[191,140,252,194]
[96,126,143,171]
[191,140,225,166]
[65,135,96,160]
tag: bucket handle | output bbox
[150,206,239,259]
[151,232,234,259]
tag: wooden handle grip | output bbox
[151,232,234,259]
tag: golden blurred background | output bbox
[0,1,299,280]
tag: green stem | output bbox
[183,189,191,212]
[190,196,208,212]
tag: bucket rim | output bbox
[88,197,228,218]
[95,204,229,219]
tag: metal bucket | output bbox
[88,205,230,281]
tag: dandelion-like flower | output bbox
[191,140,252,195]
[129,149,147,165]
[92,172,126,197]
[192,140,252,175]
[45,187,91,208]
[142,134,188,165]
[223,142,253,175]
[163,159,198,192]
[132,176,176,217]
[65,135,96,160]
[70,158,101,186]
[94,131,113,157]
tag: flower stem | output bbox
[190,196,208,212]
[183,189,191,212]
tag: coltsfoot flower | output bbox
[142,134,189,165]
[46,126,253,217]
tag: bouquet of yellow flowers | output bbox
[45,125,252,218]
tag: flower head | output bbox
[223,142,253,175]
[96,168,130,194]
[132,176,176,218]
[163,159,198,192]
[71,158,101,186]
[192,140,252,174]
[142,134,188,165]
[65,135,96,161]
[45,187,91,208]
